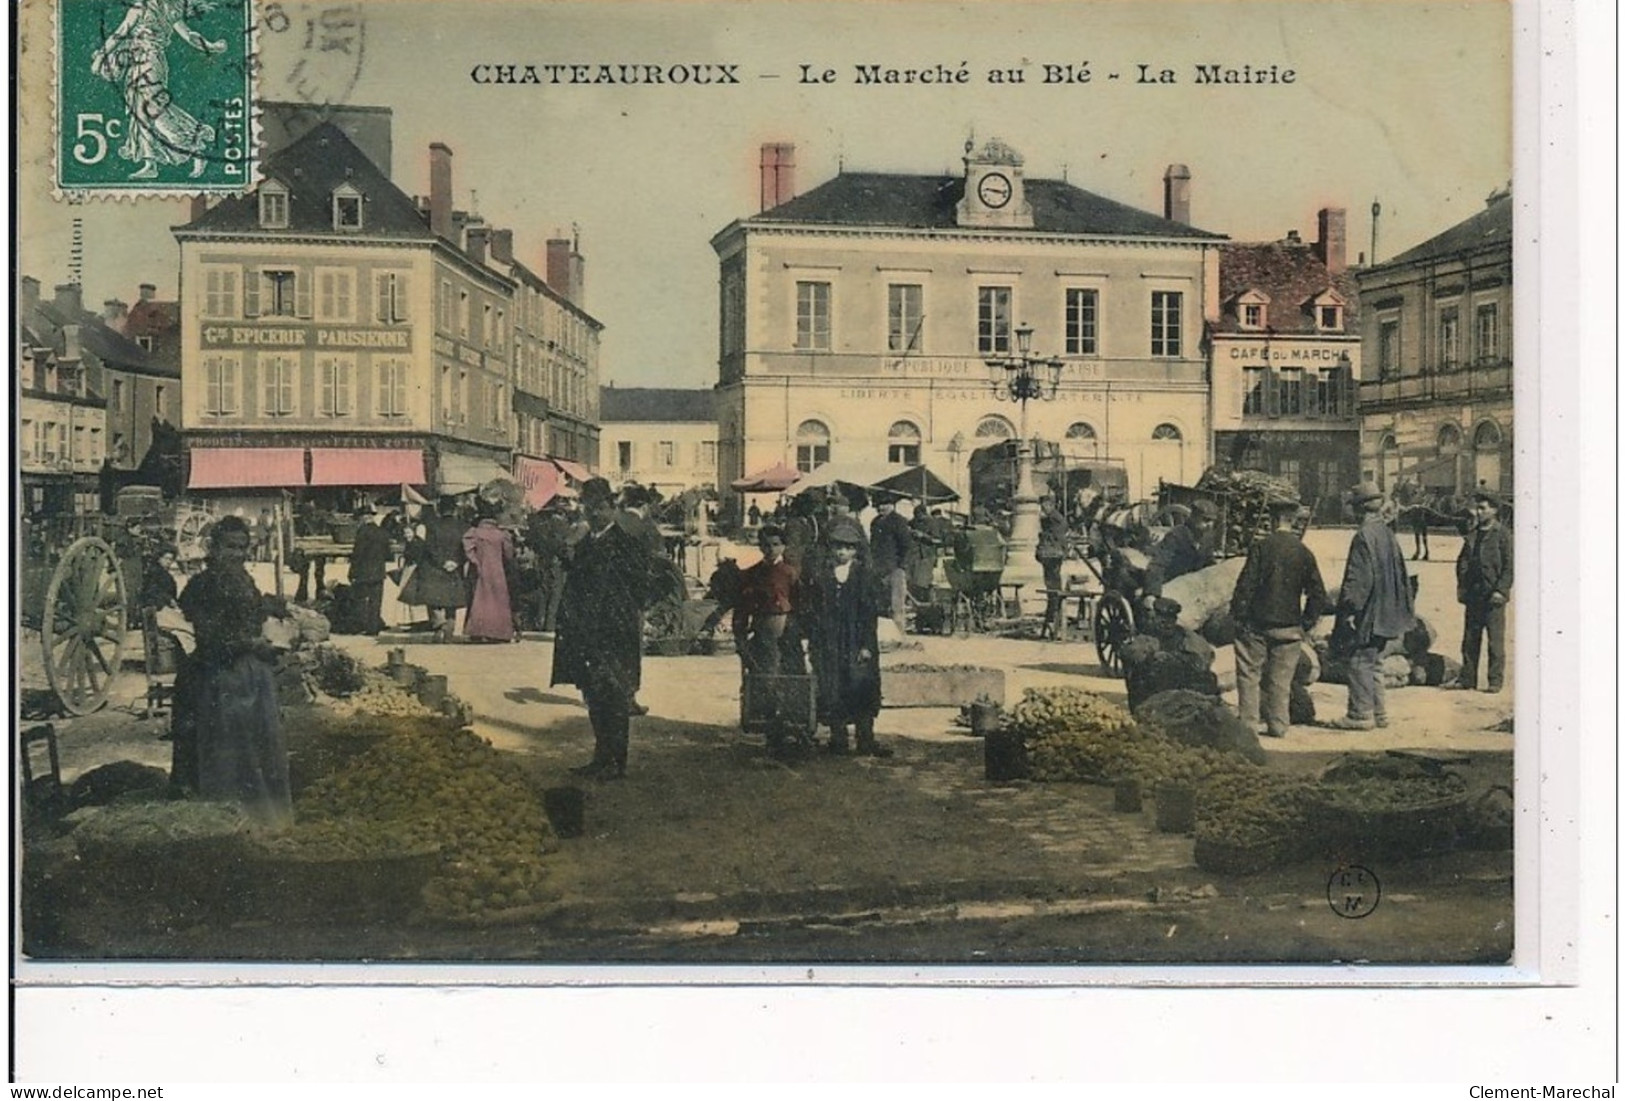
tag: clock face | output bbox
[977,172,1013,209]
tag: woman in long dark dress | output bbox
[170,516,291,827]
[801,518,891,758]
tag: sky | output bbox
[17,0,1512,388]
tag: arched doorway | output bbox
[974,415,1015,441]
[887,420,922,465]
[1143,422,1187,495]
[1379,433,1400,492]
[795,419,831,472]
[1437,423,1463,495]
[1472,420,1504,496]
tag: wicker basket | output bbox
[1309,788,1470,859]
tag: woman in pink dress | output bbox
[462,506,517,642]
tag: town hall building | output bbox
[711,141,1227,506]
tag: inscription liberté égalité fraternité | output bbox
[467,61,1297,87]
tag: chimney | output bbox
[139,283,157,301]
[20,276,41,315]
[1163,163,1191,224]
[546,236,585,304]
[1315,207,1348,274]
[102,298,128,324]
[465,224,489,266]
[1284,229,1303,245]
[54,283,84,318]
[189,195,209,223]
[759,143,796,212]
[63,323,82,363]
[491,228,514,265]
[428,142,454,240]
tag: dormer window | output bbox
[1235,289,1271,331]
[1308,288,1347,332]
[259,182,289,228]
[332,184,363,231]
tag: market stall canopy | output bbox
[308,447,426,487]
[435,453,514,496]
[731,461,802,493]
[187,447,306,489]
[514,456,565,509]
[783,461,957,504]
[551,458,592,483]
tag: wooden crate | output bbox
[881,667,1005,708]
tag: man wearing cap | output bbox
[801,517,892,758]
[1229,499,1328,738]
[868,495,914,630]
[347,504,394,636]
[1451,488,1513,692]
[1144,498,1218,604]
[552,477,652,780]
[1328,483,1415,730]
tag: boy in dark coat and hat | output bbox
[801,518,892,757]
[1328,483,1415,730]
[552,478,652,780]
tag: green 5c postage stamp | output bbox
[55,0,255,192]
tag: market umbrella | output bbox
[731,461,802,493]
[783,461,957,504]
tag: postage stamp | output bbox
[55,0,255,192]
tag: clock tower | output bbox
[956,137,1034,229]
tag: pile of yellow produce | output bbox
[279,726,557,922]
[325,670,438,719]
[1011,687,1261,790]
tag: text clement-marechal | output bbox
[471,63,741,85]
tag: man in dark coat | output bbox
[800,518,891,758]
[1328,483,1415,730]
[1450,487,1513,692]
[419,497,468,639]
[867,495,914,629]
[527,504,572,634]
[552,478,652,780]
[1144,498,1217,603]
[1230,500,1327,738]
[346,505,393,636]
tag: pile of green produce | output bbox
[1191,468,1302,556]
[1009,687,1262,790]
[72,800,252,858]
[1194,770,1320,848]
[275,726,557,921]
[1313,772,1466,812]
[309,644,368,697]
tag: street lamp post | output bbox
[985,323,1065,602]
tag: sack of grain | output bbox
[1164,558,1247,631]
[1134,688,1266,764]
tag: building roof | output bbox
[179,122,434,241]
[27,299,161,375]
[122,299,183,376]
[599,387,716,423]
[1214,241,1361,336]
[1379,190,1513,269]
[739,172,1225,239]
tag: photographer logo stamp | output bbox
[56,0,255,192]
[1326,864,1381,919]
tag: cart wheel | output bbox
[1093,592,1135,678]
[41,536,129,715]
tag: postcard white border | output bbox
[6,0,1616,1082]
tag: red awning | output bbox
[514,456,561,509]
[187,448,307,489]
[551,458,592,482]
[308,448,427,487]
